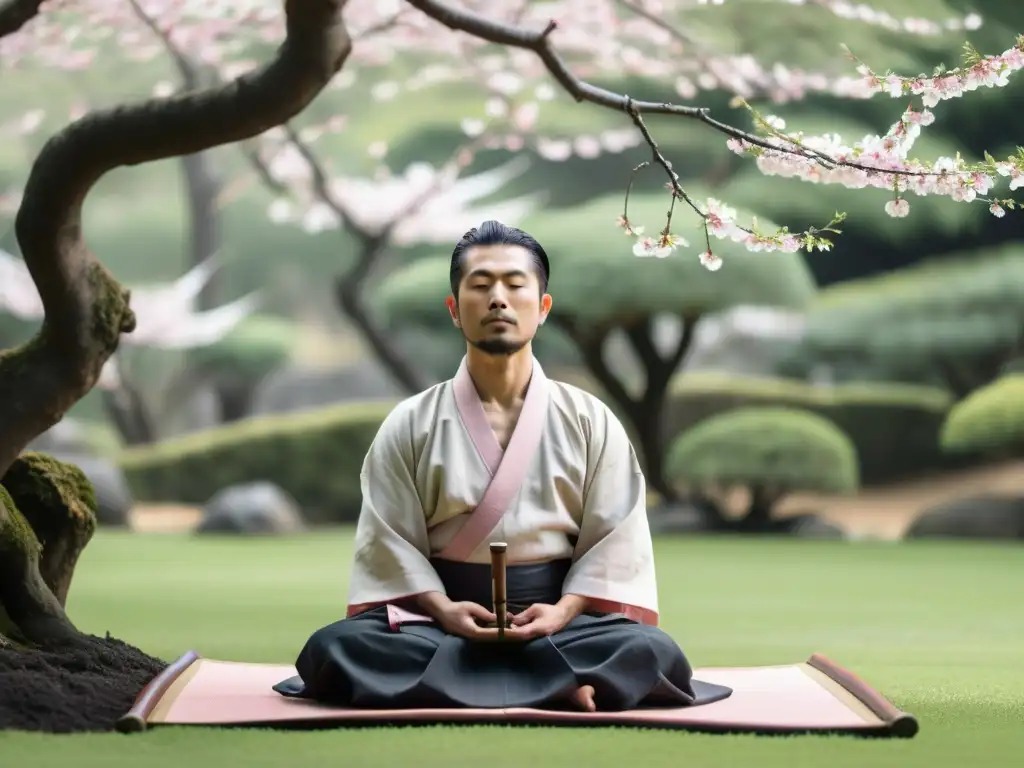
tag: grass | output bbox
[2,531,1022,767]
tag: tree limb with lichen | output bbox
[0,0,353,650]
[0,0,352,478]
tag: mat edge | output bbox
[115,650,201,734]
[806,653,918,738]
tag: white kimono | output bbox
[346,356,660,625]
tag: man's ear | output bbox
[539,293,552,325]
[445,295,461,328]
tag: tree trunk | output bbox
[101,379,159,446]
[269,125,431,395]
[0,0,45,39]
[0,453,102,647]
[2,453,97,607]
[127,0,248,430]
[552,314,696,499]
[0,0,353,480]
[182,152,222,309]
[217,383,255,423]
[737,484,784,533]
[0,485,80,647]
[336,274,433,394]
[182,128,263,425]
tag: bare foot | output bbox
[571,685,597,712]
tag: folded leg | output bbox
[273,608,731,711]
[274,606,583,709]
[544,613,733,710]
[273,607,451,708]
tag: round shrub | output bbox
[665,406,860,495]
[941,374,1024,456]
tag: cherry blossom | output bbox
[0,249,258,389]
[617,35,1024,271]
[713,38,1024,229]
[1,0,1017,279]
[263,150,544,243]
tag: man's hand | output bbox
[507,594,588,640]
[416,592,498,640]
[507,603,570,639]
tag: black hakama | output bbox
[272,558,732,711]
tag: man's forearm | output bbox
[556,593,590,620]
[414,590,452,617]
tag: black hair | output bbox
[449,220,550,298]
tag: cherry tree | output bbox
[0,0,349,663]
[0,0,1017,461]
[2,0,1007,396]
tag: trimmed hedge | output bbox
[774,245,1024,389]
[664,373,959,484]
[117,400,397,524]
[941,374,1024,457]
[665,406,859,494]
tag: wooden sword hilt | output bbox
[490,541,508,640]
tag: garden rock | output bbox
[779,513,847,539]
[197,481,306,535]
[26,419,95,456]
[648,499,723,533]
[905,495,1024,540]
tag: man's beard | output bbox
[467,334,528,357]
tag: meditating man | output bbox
[273,220,731,712]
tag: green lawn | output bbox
[2,532,1022,767]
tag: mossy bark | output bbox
[0,486,79,647]
[2,453,97,606]
[0,270,134,480]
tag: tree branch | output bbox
[615,0,709,57]
[0,0,43,39]
[128,0,202,89]
[0,0,352,477]
[407,0,884,168]
[135,1,433,394]
[279,123,442,392]
[405,0,707,118]
[406,0,984,254]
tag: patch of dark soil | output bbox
[0,634,166,733]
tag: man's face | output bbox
[446,244,552,356]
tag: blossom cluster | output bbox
[622,35,1024,270]
[0,1,1016,276]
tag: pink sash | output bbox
[437,357,550,560]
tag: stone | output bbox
[648,498,724,534]
[905,495,1024,540]
[26,419,95,457]
[780,513,847,539]
[197,481,306,535]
